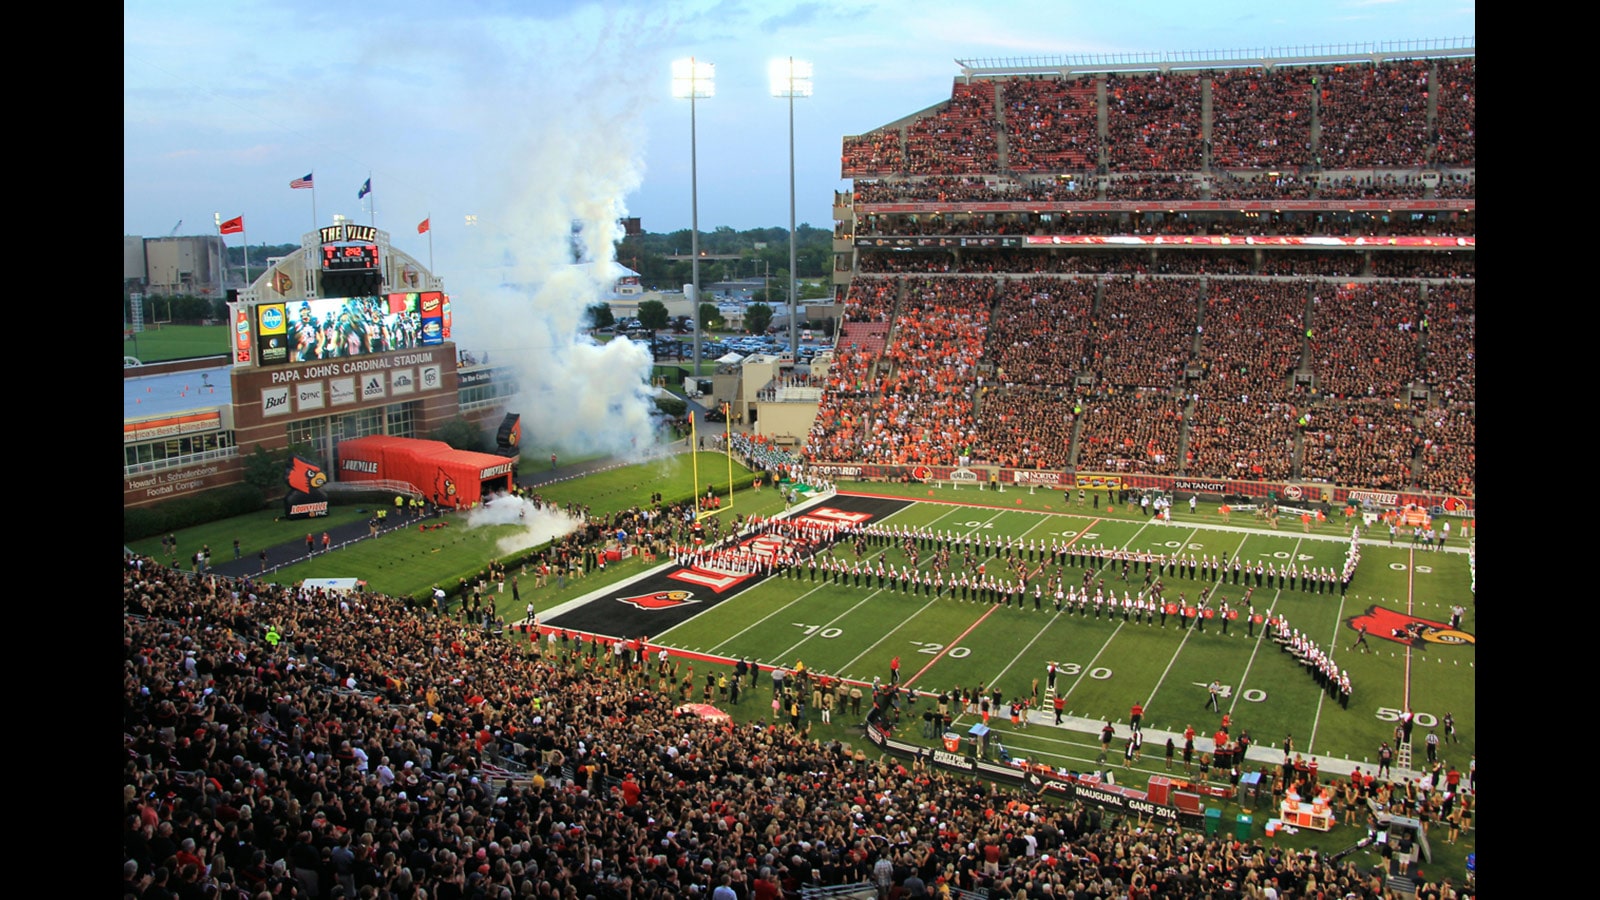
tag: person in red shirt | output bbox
[1130,702,1144,732]
[890,656,901,684]
[620,772,642,807]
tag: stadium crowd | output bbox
[124,544,1472,900]
[804,271,1472,492]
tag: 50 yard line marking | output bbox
[1403,545,1415,711]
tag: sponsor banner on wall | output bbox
[123,412,223,444]
[329,377,358,406]
[420,364,443,391]
[390,368,417,395]
[296,381,326,412]
[1173,479,1229,494]
[256,303,289,365]
[261,385,292,417]
[360,374,386,402]
[1009,470,1064,485]
[232,303,253,364]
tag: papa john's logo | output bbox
[618,590,698,611]
[1347,605,1474,647]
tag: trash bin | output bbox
[1204,808,1222,836]
[1235,814,1253,840]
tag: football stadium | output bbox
[124,42,1474,900]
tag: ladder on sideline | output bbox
[1396,740,1413,771]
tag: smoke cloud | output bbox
[437,8,675,461]
[467,493,586,558]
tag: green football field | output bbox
[588,490,1474,777]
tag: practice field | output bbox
[544,489,1474,777]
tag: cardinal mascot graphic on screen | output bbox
[283,456,329,519]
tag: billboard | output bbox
[256,293,440,365]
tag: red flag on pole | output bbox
[219,216,244,235]
[417,218,431,234]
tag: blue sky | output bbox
[125,0,1474,248]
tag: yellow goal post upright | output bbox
[690,403,736,523]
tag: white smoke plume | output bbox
[437,8,675,461]
[467,493,586,557]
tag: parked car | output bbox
[704,406,727,423]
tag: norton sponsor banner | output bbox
[123,412,223,444]
[1008,469,1064,485]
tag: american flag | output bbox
[289,172,313,189]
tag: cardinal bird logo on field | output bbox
[617,590,698,610]
[911,466,932,482]
[1347,605,1475,647]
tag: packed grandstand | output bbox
[123,45,1473,900]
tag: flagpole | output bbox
[368,171,375,228]
[213,212,227,299]
[427,212,434,274]
[242,224,251,286]
[311,173,319,232]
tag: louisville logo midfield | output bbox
[617,590,698,611]
[1346,605,1474,647]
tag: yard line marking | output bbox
[902,602,1000,689]
[700,499,928,646]
[1403,546,1415,712]
[763,505,1008,674]
[769,585,900,667]
[1230,535,1303,719]
[1307,571,1352,753]
[838,507,1013,678]
[705,578,849,656]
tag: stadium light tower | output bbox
[673,57,714,376]
[770,57,812,361]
